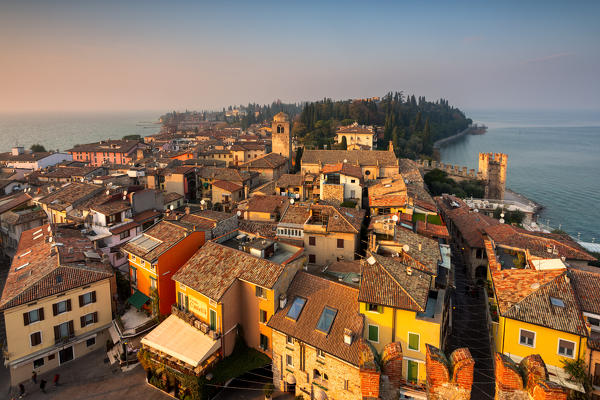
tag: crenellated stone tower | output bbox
[272,112,291,168]
[479,152,507,200]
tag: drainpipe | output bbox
[392,308,397,342]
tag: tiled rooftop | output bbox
[121,220,192,262]
[302,149,398,167]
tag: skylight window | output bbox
[550,297,565,307]
[16,263,29,271]
[316,307,338,334]
[286,297,306,321]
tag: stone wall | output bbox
[321,183,344,204]
[494,353,568,400]
[425,344,474,400]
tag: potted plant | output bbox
[263,382,274,399]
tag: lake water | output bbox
[0,111,160,154]
[440,109,600,242]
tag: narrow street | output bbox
[446,243,495,399]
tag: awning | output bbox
[141,315,220,367]
[127,290,150,310]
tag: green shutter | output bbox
[409,333,419,350]
[407,360,418,383]
[368,325,378,342]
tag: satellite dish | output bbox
[343,159,347,163]
[499,218,505,224]
[169,205,174,211]
[392,215,398,222]
[201,199,205,205]
[290,199,295,204]
[105,190,110,195]
[367,256,376,265]
[500,213,505,218]
[474,209,479,213]
[236,210,241,217]
[402,244,410,253]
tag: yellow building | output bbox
[139,234,304,376]
[489,268,588,392]
[358,253,448,398]
[0,224,115,385]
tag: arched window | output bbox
[313,369,321,379]
[323,373,329,381]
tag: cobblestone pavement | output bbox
[5,349,170,400]
[445,243,496,400]
[212,366,293,400]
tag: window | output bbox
[408,333,420,351]
[23,308,44,325]
[550,297,565,307]
[594,363,600,387]
[344,379,350,391]
[259,309,268,324]
[589,317,600,327]
[313,369,321,380]
[558,339,575,358]
[351,179,356,183]
[476,248,483,259]
[80,312,98,328]
[368,325,379,342]
[286,297,307,321]
[130,267,137,286]
[308,254,316,264]
[79,291,96,307]
[365,170,371,176]
[255,286,266,299]
[120,230,130,240]
[150,277,157,290]
[367,304,383,313]
[407,360,419,383]
[286,335,294,345]
[286,354,294,368]
[337,239,344,248]
[316,307,337,334]
[519,329,535,347]
[86,337,96,347]
[316,349,325,359]
[260,334,269,350]
[33,357,44,368]
[53,299,71,316]
[309,236,316,246]
[177,292,189,312]
[30,332,42,347]
[54,321,74,341]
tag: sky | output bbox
[1,0,599,113]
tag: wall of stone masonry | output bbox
[494,353,568,400]
[321,183,344,204]
[425,344,474,400]
[272,330,363,400]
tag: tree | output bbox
[561,358,591,399]
[340,135,347,150]
[122,134,141,141]
[30,144,46,152]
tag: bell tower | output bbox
[272,112,291,168]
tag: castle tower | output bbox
[272,112,291,169]
[478,152,507,200]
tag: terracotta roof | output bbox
[172,241,286,301]
[416,220,449,239]
[109,221,139,235]
[569,268,600,315]
[0,193,32,215]
[121,220,192,262]
[240,195,288,214]
[267,271,364,366]
[212,180,243,192]
[398,159,423,184]
[445,207,499,248]
[241,153,287,169]
[2,209,47,226]
[394,229,441,275]
[276,174,304,188]
[321,163,363,179]
[336,122,375,135]
[251,180,276,196]
[67,140,143,154]
[0,224,113,310]
[164,192,184,203]
[302,149,398,167]
[279,203,364,234]
[0,151,54,162]
[368,175,407,207]
[37,182,104,211]
[239,220,278,239]
[359,253,431,312]
[133,209,161,223]
[491,269,587,336]
[91,200,130,216]
[197,167,257,182]
[485,224,594,261]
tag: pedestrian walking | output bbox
[18,383,26,398]
[40,379,47,393]
[53,374,60,386]
[31,371,37,384]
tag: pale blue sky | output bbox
[1,0,598,112]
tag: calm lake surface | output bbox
[440,109,600,242]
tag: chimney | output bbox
[12,146,25,156]
[406,266,413,276]
[185,206,190,215]
[343,328,353,345]
[418,243,422,252]
[279,294,287,310]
